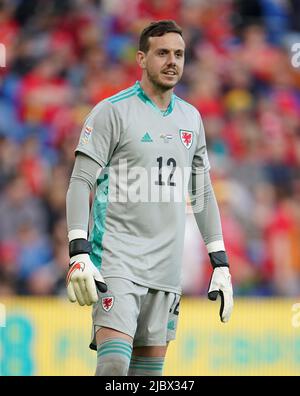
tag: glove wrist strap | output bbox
[209,251,229,269]
[69,238,92,258]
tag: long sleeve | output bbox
[189,170,225,253]
[66,153,102,240]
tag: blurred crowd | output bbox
[0,0,300,297]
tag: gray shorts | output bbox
[90,277,181,350]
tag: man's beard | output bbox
[147,69,179,92]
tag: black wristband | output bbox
[69,238,92,258]
[209,251,229,269]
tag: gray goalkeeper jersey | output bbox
[75,81,210,294]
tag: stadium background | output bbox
[0,0,300,375]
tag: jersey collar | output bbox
[135,81,175,117]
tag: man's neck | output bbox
[139,78,173,111]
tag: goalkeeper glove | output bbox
[208,251,233,323]
[66,238,107,306]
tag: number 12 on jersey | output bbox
[155,156,177,186]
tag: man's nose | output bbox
[167,53,177,66]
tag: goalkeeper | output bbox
[66,20,233,376]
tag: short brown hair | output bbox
[139,20,183,53]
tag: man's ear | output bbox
[136,51,146,69]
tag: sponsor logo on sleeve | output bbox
[81,126,93,144]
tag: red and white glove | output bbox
[66,253,107,306]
